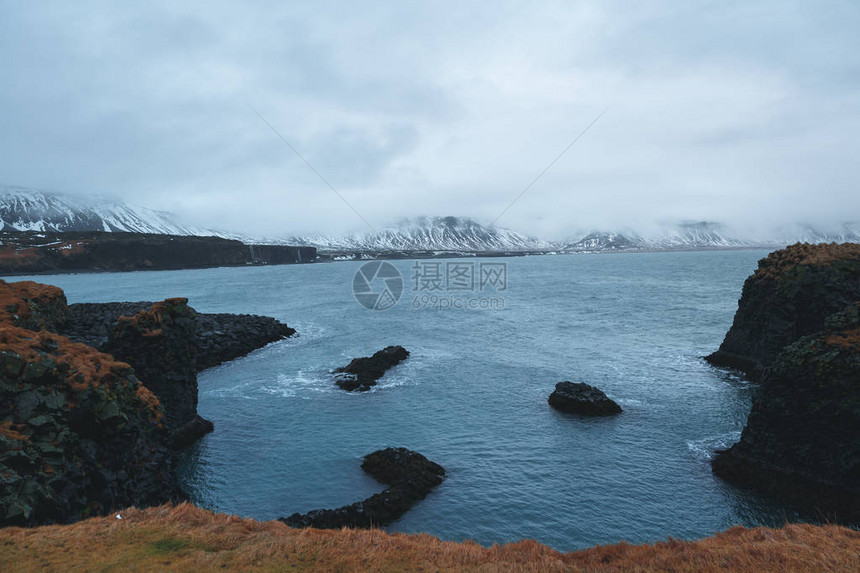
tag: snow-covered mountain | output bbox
[562,222,768,252]
[286,216,553,252]
[0,186,207,235]
[2,186,858,254]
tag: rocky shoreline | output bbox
[0,279,296,527]
[0,231,316,275]
[60,302,296,372]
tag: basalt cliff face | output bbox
[0,281,182,526]
[708,243,860,521]
[101,299,209,446]
[705,242,860,378]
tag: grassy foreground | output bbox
[0,503,858,572]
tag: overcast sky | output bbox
[1,1,858,238]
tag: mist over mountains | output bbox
[1,186,858,254]
[0,186,204,236]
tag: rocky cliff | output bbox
[708,243,860,521]
[1,279,297,526]
[102,299,208,446]
[705,242,860,378]
[0,281,182,526]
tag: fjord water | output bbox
[21,251,799,550]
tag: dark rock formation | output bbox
[712,303,860,521]
[60,302,295,372]
[334,346,409,391]
[548,382,622,416]
[705,243,860,379]
[101,299,205,442]
[0,282,182,527]
[195,313,295,371]
[170,415,215,450]
[281,448,445,529]
[58,302,152,349]
[706,243,860,521]
[0,230,316,275]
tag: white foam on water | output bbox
[204,382,259,399]
[260,370,333,399]
[687,431,742,461]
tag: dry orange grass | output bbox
[753,242,860,281]
[1,503,857,572]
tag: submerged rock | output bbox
[281,447,445,529]
[705,242,860,379]
[548,382,622,416]
[334,346,409,391]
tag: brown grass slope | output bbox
[1,503,858,572]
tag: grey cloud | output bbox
[0,0,858,238]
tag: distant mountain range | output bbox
[2,186,858,254]
[283,216,554,252]
[0,186,205,235]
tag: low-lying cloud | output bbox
[1,1,858,239]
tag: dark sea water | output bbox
[14,250,803,550]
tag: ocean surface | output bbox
[13,250,804,551]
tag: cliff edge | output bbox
[707,243,860,520]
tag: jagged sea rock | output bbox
[548,381,622,416]
[281,448,445,529]
[334,346,409,391]
[705,242,860,379]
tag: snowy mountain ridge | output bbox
[284,216,553,252]
[2,186,858,253]
[0,186,208,235]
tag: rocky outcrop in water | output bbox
[334,346,409,391]
[60,302,295,371]
[0,281,182,527]
[705,243,860,379]
[548,382,622,416]
[281,447,445,529]
[707,243,860,521]
[195,313,295,371]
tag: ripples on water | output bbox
[19,251,805,550]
